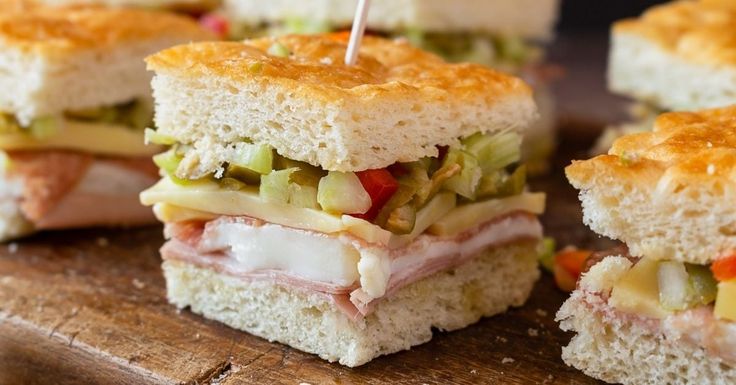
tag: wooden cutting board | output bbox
[0,125,616,385]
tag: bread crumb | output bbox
[501,357,515,364]
[470,369,477,374]
[7,242,17,254]
[707,141,713,148]
[535,309,548,317]
[707,164,715,175]
[299,382,312,385]
[96,237,109,247]
[528,328,539,337]
[319,57,333,65]
[132,278,146,289]
[495,336,508,343]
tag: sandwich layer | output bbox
[0,151,158,240]
[609,1,736,111]
[557,257,736,385]
[223,0,558,41]
[164,241,540,367]
[146,34,536,174]
[0,5,213,124]
[159,210,542,315]
[566,106,736,264]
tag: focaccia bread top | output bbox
[147,33,537,173]
[613,0,736,67]
[567,106,736,264]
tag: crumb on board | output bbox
[495,336,508,343]
[536,309,548,317]
[299,382,312,385]
[7,242,18,254]
[132,278,146,289]
[96,237,109,247]
[470,369,478,375]
[528,328,539,337]
[501,357,515,364]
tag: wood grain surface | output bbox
[0,125,619,385]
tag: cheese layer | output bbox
[0,119,157,157]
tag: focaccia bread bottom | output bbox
[163,242,540,367]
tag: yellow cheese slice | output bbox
[0,119,159,157]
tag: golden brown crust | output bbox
[567,106,736,189]
[613,0,736,67]
[145,33,532,103]
[0,4,214,57]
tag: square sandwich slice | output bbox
[141,34,546,366]
[0,4,212,240]
[595,0,736,154]
[560,106,736,384]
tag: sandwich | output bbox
[594,0,736,154]
[0,4,212,240]
[559,106,736,384]
[210,0,561,174]
[34,0,218,13]
[140,33,546,366]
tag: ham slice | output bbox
[6,150,158,230]
[162,212,542,318]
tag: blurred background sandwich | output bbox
[0,3,212,240]
[594,0,736,153]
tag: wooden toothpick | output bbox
[344,0,371,66]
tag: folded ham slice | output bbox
[162,212,543,319]
[5,150,159,230]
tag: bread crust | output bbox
[567,107,736,263]
[147,34,536,173]
[613,1,736,68]
[0,5,214,58]
[147,34,532,106]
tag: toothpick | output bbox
[344,0,371,66]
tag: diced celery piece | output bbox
[657,261,692,311]
[283,17,332,34]
[496,165,527,197]
[442,148,481,200]
[219,177,247,191]
[268,42,290,57]
[230,143,274,175]
[144,128,177,146]
[538,237,556,273]
[260,168,297,204]
[0,114,20,134]
[463,131,522,173]
[385,204,416,234]
[289,184,319,209]
[415,162,461,207]
[317,171,371,214]
[29,116,58,139]
[274,155,325,187]
[225,165,262,185]
[686,264,718,305]
[496,35,530,65]
[126,99,153,130]
[152,148,182,176]
[374,181,420,227]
